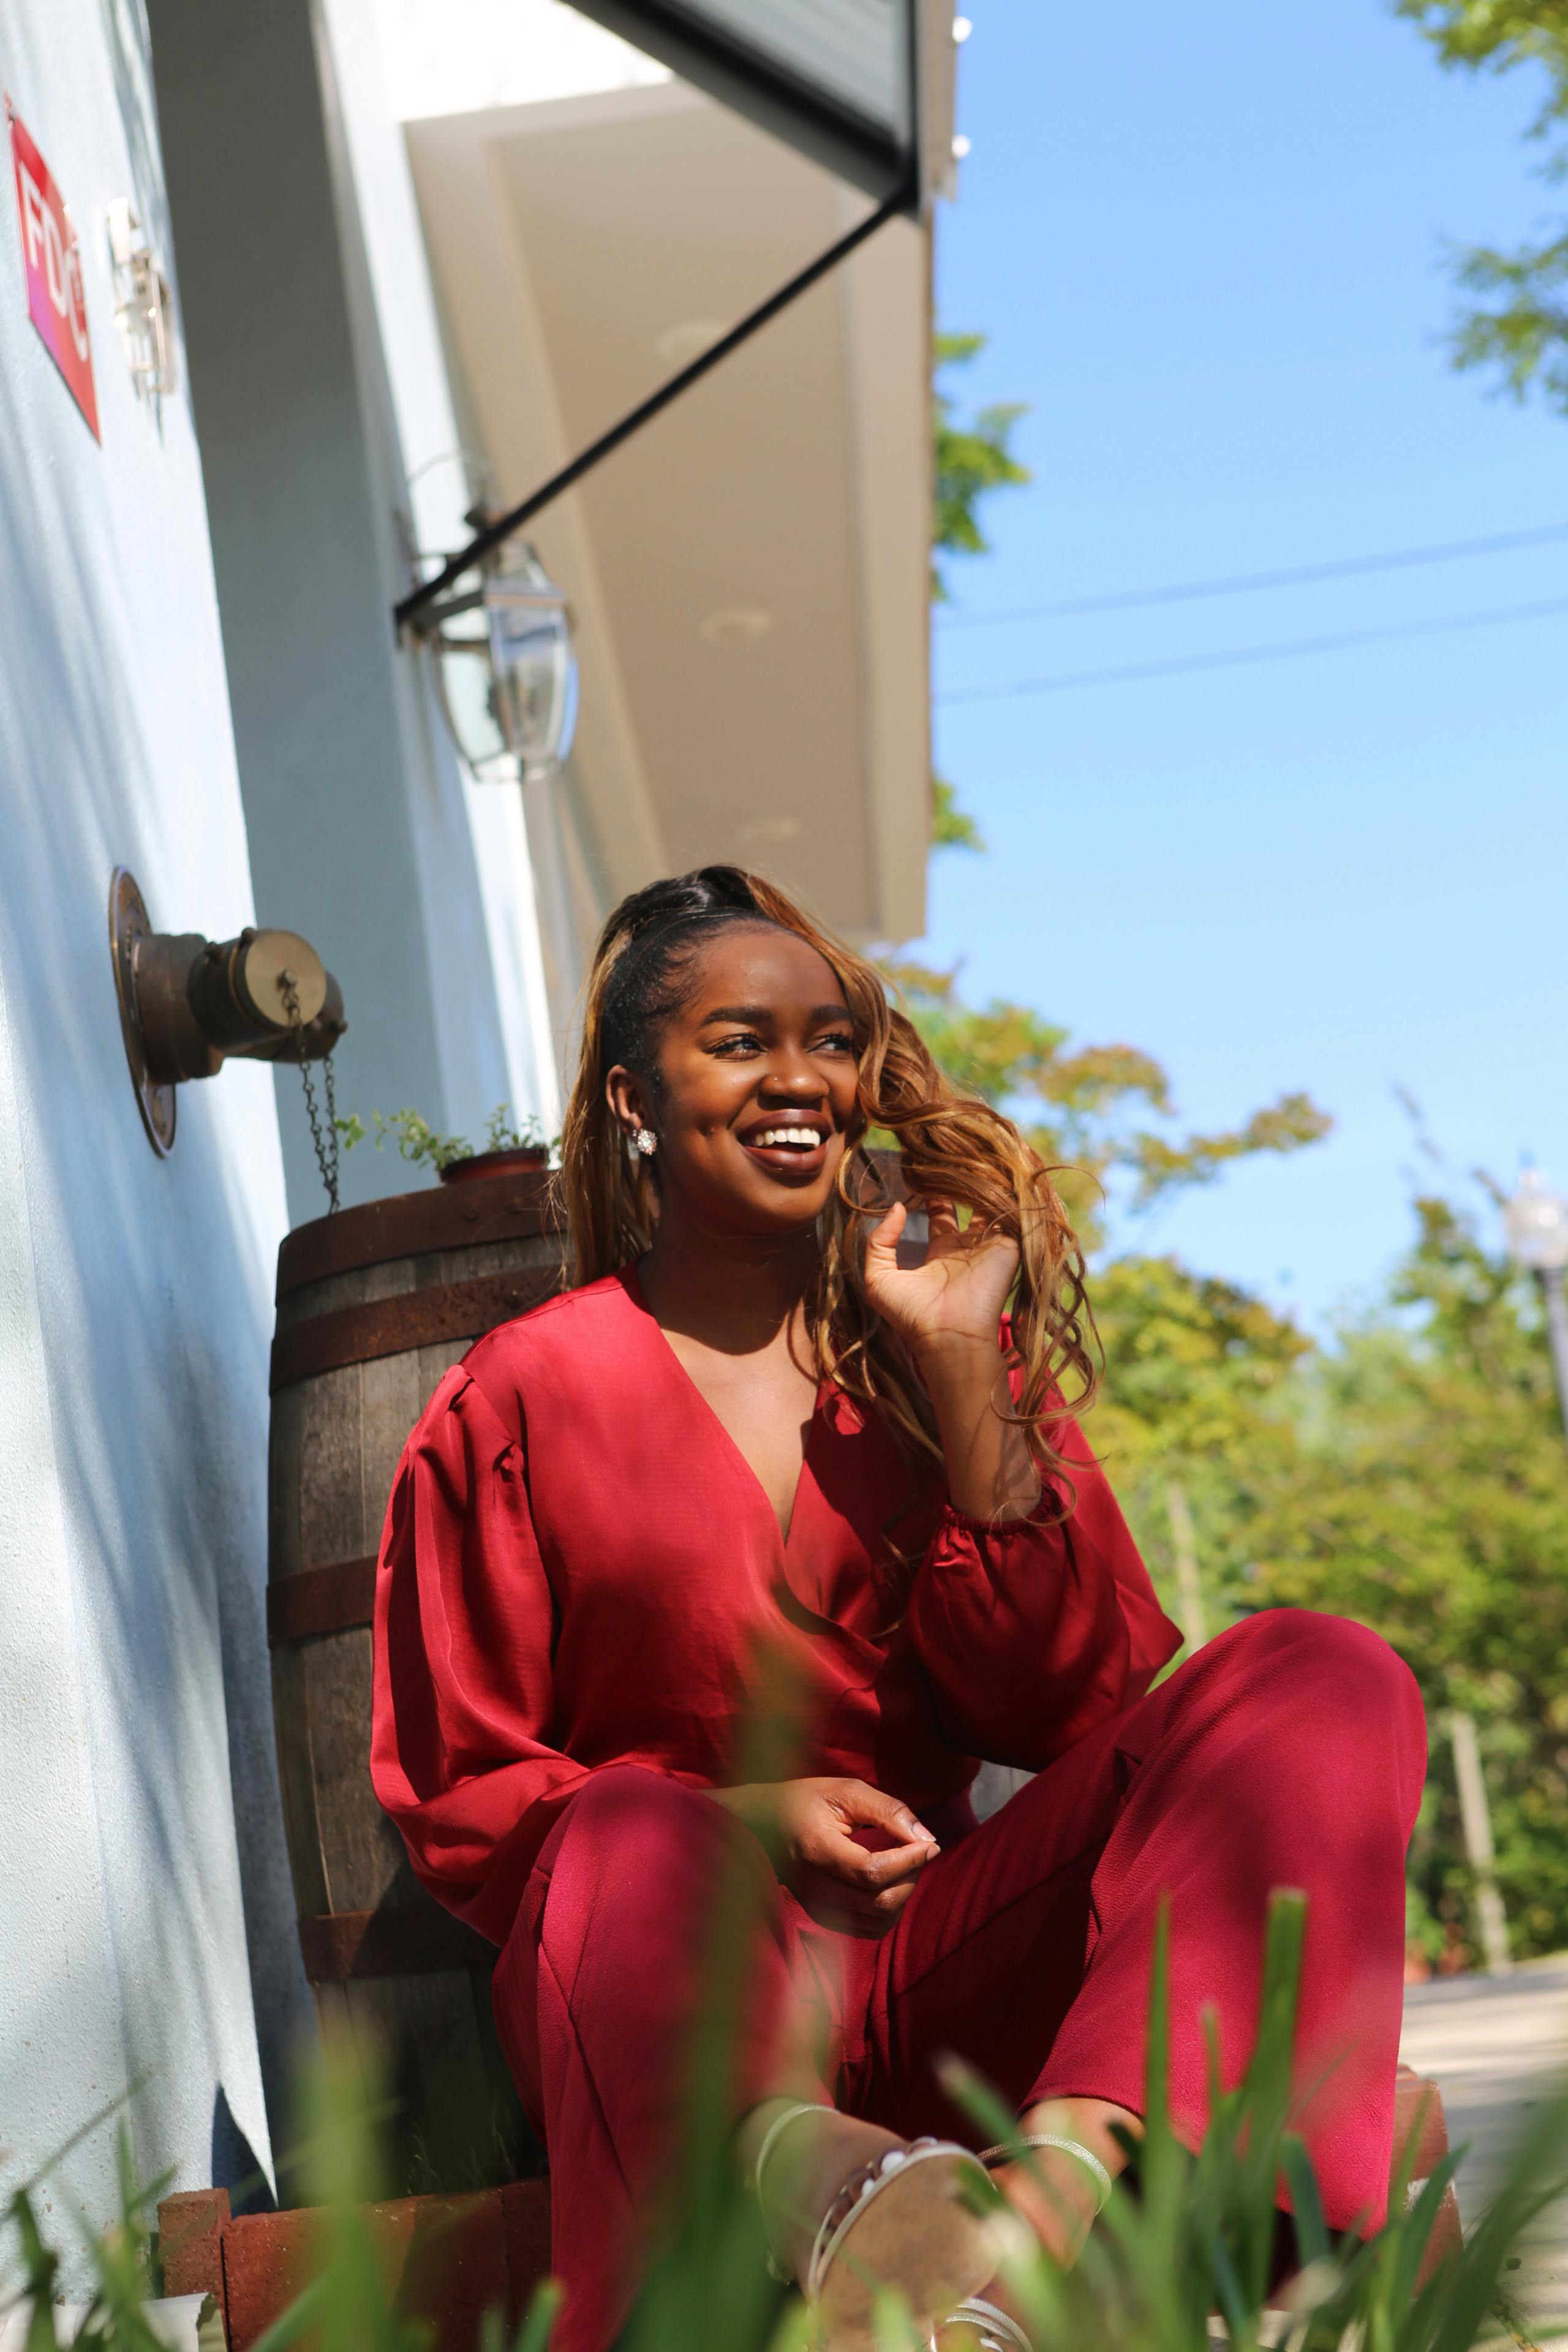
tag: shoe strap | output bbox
[946,2298,1035,2352]
[974,2132,1113,2211]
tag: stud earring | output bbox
[633,1126,657,1158]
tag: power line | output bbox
[935,521,1568,629]
[936,592,1568,704]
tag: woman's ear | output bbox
[605,1065,646,1145]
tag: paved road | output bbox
[1401,1961,1568,2342]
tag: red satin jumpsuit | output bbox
[371,1268,1425,2352]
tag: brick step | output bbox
[158,2179,551,2352]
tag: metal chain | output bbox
[280,971,341,1215]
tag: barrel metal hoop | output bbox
[298,1905,499,1981]
[276,1172,559,1297]
[270,1267,562,1391]
[268,1557,378,1644]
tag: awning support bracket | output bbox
[393,181,910,635]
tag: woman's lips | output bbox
[740,1125,831,1177]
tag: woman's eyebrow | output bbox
[698,1003,771,1026]
[697,1001,853,1027]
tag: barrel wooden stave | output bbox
[269,1180,564,2192]
[317,1967,519,2195]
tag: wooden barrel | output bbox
[268,1167,568,2192]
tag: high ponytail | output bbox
[557,865,1096,1506]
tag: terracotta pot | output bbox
[439,1146,549,1185]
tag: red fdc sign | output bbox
[7,99,99,440]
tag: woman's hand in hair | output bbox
[710,1777,940,1937]
[862,1196,1019,1365]
[864,1199,1041,1523]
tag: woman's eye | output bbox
[816,1031,856,1055]
[710,1032,763,1057]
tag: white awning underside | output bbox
[404,67,935,955]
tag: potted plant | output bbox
[336,1103,554,1185]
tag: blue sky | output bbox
[924,0,1568,1325]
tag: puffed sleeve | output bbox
[905,1409,1180,1770]
[370,1362,587,1945]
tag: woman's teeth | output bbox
[753,1128,823,1149]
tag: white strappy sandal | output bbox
[754,2101,1000,2349]
[936,2133,1115,2352]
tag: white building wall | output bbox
[318,0,560,1130]
[0,0,305,2260]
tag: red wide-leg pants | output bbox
[491,1610,1427,2352]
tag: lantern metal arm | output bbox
[392,179,910,636]
[409,578,495,654]
[405,570,574,642]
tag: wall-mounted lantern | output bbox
[406,542,578,784]
[110,867,345,1156]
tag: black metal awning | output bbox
[393,0,952,631]
[563,0,949,207]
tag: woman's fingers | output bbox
[862,1202,906,1288]
[786,1779,941,1902]
[801,1875,919,1935]
[802,1859,922,1915]
[801,1820,935,1888]
[837,1836,937,1888]
[832,1778,936,1844]
[924,1196,960,1256]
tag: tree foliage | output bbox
[1245,1191,1568,1962]
[1093,1189,1568,1967]
[1401,0,1568,408]
[932,331,1031,598]
[928,332,1028,851]
[930,775,985,851]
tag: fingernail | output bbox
[911,1822,934,1841]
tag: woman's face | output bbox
[606,924,862,1238]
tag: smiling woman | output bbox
[370,865,1427,2352]
[558,864,1094,1510]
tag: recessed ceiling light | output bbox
[655,317,728,366]
[699,608,772,644]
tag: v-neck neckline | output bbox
[620,1264,818,1550]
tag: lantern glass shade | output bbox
[429,547,576,783]
[487,559,577,778]
[1504,1168,1568,1273]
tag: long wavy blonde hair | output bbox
[557,865,1096,1501]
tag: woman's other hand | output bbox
[712,1777,940,1936]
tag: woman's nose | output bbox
[759,1055,826,1101]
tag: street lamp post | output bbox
[1504,1168,1568,1449]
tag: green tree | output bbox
[1400,0,1568,407]
[1091,1254,1313,1656]
[932,331,1031,598]
[930,775,984,851]
[1243,1187,1568,1961]
[1088,1185,1568,1965]
[928,331,1030,853]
